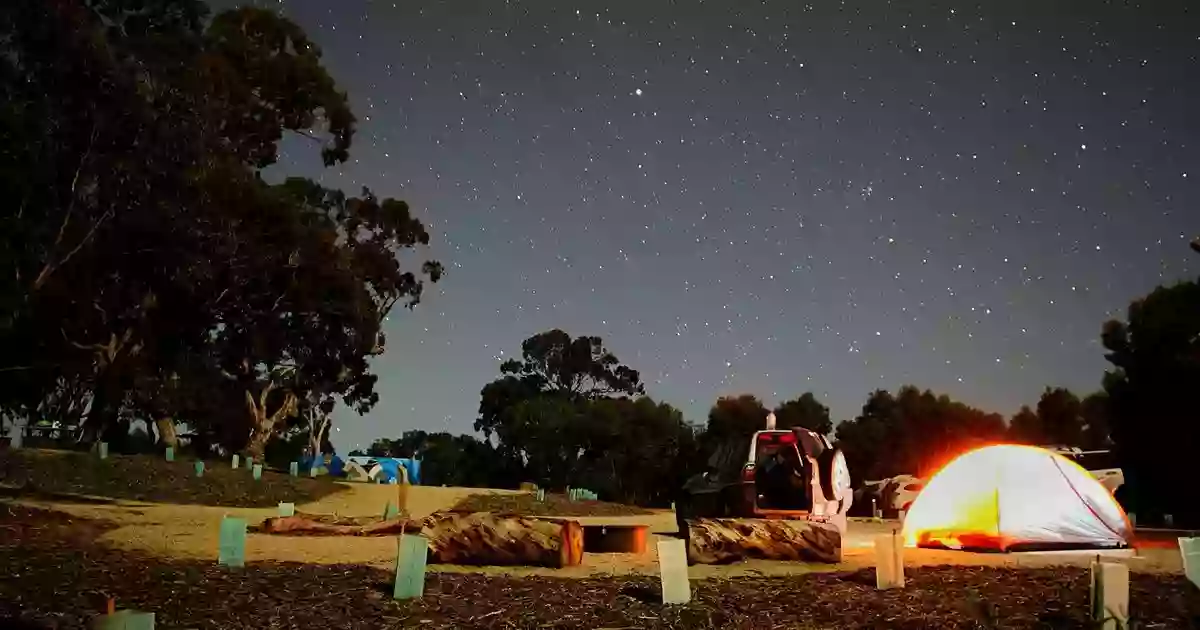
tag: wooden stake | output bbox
[217,517,247,567]
[1179,537,1200,590]
[91,610,155,630]
[1090,558,1130,629]
[874,530,905,589]
[657,538,691,605]
[397,480,410,513]
[393,534,428,600]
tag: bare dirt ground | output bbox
[5,502,1197,629]
[8,481,1185,579]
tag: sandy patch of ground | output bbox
[12,484,1185,579]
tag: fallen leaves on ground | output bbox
[449,491,654,517]
[2,504,1199,629]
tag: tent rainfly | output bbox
[901,444,1132,552]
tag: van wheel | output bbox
[818,449,850,502]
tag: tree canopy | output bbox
[772,392,834,436]
[704,394,770,443]
[1101,278,1200,523]
[834,386,1007,482]
[464,329,694,505]
[0,0,441,459]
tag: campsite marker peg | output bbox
[393,534,428,600]
[1179,537,1200,590]
[217,517,247,568]
[278,502,295,517]
[288,461,299,477]
[874,531,905,589]
[97,442,109,460]
[231,454,239,469]
[194,461,205,477]
[252,464,262,481]
[92,609,155,630]
[397,480,410,513]
[164,447,174,462]
[657,538,691,605]
[1090,558,1129,629]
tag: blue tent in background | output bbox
[301,453,345,476]
[345,456,421,485]
[327,454,345,477]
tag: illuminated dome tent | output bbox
[901,444,1131,552]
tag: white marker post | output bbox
[1179,537,1200,590]
[1089,558,1130,629]
[874,530,905,589]
[657,538,691,605]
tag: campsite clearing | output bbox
[1,476,1185,577]
[1,449,1195,628]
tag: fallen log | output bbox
[255,515,418,536]
[422,511,584,568]
[681,518,842,564]
[254,511,584,568]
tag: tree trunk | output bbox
[256,511,585,568]
[154,416,178,448]
[308,411,330,457]
[680,518,843,565]
[243,383,297,461]
[80,378,117,446]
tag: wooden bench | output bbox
[582,524,649,554]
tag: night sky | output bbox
[220,0,1200,452]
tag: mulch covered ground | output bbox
[3,504,1199,629]
[450,491,655,517]
[0,449,344,508]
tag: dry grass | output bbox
[0,449,345,508]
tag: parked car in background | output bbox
[884,475,925,514]
[675,425,852,530]
[1045,446,1123,494]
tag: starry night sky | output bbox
[217,0,1200,452]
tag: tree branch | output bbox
[31,127,102,292]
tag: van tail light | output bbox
[742,464,756,482]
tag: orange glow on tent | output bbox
[901,444,1131,552]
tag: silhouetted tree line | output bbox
[0,0,440,462]
[367,263,1196,522]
